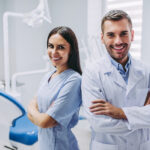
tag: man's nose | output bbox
[115,36,123,45]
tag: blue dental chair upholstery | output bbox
[0,91,38,145]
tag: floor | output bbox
[72,119,91,150]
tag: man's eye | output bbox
[48,44,53,48]
[121,32,128,36]
[107,33,114,37]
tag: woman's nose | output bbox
[51,48,57,54]
[48,48,58,56]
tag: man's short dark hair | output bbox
[101,10,132,33]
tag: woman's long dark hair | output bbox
[47,26,82,75]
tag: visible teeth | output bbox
[52,57,61,60]
[114,46,124,50]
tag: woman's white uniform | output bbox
[82,56,150,150]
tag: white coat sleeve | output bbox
[122,68,150,130]
[82,66,134,136]
[122,105,150,130]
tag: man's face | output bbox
[101,18,134,65]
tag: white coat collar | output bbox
[102,55,145,91]
[101,56,126,88]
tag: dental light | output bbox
[3,0,51,93]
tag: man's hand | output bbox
[89,99,127,120]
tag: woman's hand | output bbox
[27,97,38,123]
[27,97,57,128]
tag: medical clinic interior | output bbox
[0,0,150,150]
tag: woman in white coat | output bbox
[82,10,150,150]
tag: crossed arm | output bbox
[82,67,150,135]
[27,97,57,128]
[89,91,150,120]
[89,99,127,119]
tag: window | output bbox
[105,0,143,59]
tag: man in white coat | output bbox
[82,10,150,150]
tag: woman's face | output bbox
[47,33,70,69]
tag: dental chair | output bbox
[0,90,38,150]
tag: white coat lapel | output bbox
[110,67,126,89]
[126,59,145,96]
[103,57,126,89]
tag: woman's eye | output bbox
[48,44,53,48]
[58,45,64,49]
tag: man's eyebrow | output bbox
[121,31,128,33]
[106,32,114,35]
[106,31,129,35]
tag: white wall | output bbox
[50,0,87,38]
[87,0,105,37]
[141,0,150,64]
[0,0,5,80]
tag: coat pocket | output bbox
[140,140,150,150]
[91,140,118,150]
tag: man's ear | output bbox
[131,29,134,42]
[101,32,104,44]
